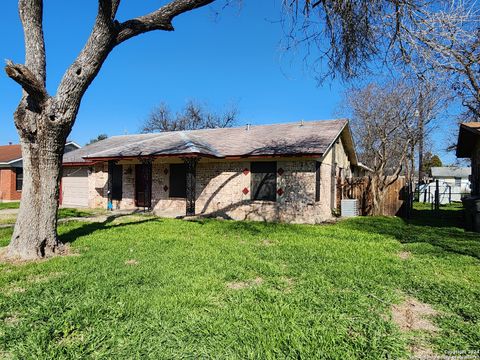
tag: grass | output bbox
[0,208,104,226]
[0,205,479,359]
[57,208,104,219]
[0,202,20,210]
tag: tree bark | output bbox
[371,176,385,216]
[6,110,68,260]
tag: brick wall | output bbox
[0,168,21,201]
[88,157,342,224]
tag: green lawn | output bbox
[0,202,20,210]
[0,208,104,226]
[0,206,479,359]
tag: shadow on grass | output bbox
[60,214,159,245]
[406,204,465,228]
[343,204,480,260]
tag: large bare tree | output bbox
[346,81,423,215]
[4,0,215,260]
[141,100,237,133]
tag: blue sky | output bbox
[0,1,457,163]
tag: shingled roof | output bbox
[64,119,357,164]
[431,167,471,178]
[0,145,22,164]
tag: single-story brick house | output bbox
[62,119,361,223]
[0,142,80,202]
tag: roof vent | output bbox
[8,142,12,145]
[246,124,251,131]
[300,119,304,126]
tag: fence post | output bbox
[435,179,440,212]
[410,181,414,211]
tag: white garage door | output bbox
[62,167,89,207]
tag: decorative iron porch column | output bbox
[182,157,199,216]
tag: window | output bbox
[109,163,123,200]
[251,161,277,201]
[454,177,461,187]
[169,164,187,198]
[15,168,23,191]
[315,161,321,202]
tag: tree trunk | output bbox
[6,115,66,260]
[371,176,385,216]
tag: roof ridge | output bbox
[86,132,167,158]
[105,119,349,138]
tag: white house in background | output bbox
[431,167,471,193]
[419,167,471,204]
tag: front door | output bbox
[135,163,152,208]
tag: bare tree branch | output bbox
[142,100,238,133]
[19,0,46,84]
[115,0,215,44]
[5,61,48,104]
[99,0,121,21]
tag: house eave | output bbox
[82,152,325,162]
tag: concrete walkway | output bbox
[0,209,19,216]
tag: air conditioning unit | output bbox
[341,199,359,217]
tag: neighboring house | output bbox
[418,166,471,204]
[63,119,361,223]
[457,122,480,197]
[0,144,23,202]
[0,142,80,202]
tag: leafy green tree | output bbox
[423,152,443,175]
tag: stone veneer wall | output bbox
[89,163,107,209]
[88,158,339,224]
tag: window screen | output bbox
[15,168,23,191]
[251,161,277,201]
[170,164,187,198]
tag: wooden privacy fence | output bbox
[340,176,407,217]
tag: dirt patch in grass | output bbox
[408,342,435,359]
[227,277,263,290]
[4,313,20,326]
[2,285,26,296]
[391,297,438,332]
[397,251,412,260]
[125,259,139,266]
[392,296,439,358]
